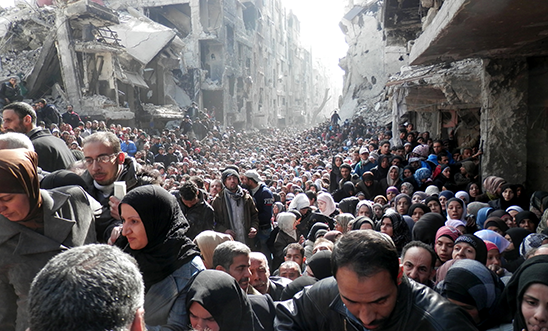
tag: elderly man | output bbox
[212,168,259,247]
[28,244,145,331]
[279,261,301,281]
[213,241,258,294]
[81,132,141,242]
[249,252,291,301]
[401,241,436,287]
[2,102,75,172]
[275,231,478,331]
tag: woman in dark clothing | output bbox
[371,155,391,181]
[503,227,531,273]
[489,183,518,211]
[376,213,411,253]
[118,185,204,330]
[379,165,402,193]
[355,171,383,200]
[328,155,343,193]
[432,164,451,191]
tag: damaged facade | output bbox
[341,0,548,191]
[0,0,332,128]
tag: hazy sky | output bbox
[281,0,347,87]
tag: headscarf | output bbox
[400,182,414,195]
[425,185,440,196]
[467,202,489,220]
[446,197,467,222]
[386,186,399,196]
[446,219,466,229]
[506,205,524,214]
[0,149,42,223]
[461,161,477,177]
[118,185,200,290]
[377,213,411,252]
[412,191,428,203]
[520,233,548,257]
[394,193,412,215]
[424,196,443,214]
[186,270,256,331]
[476,206,495,229]
[439,190,455,200]
[515,211,540,230]
[306,250,333,280]
[194,231,233,269]
[435,226,462,243]
[288,193,310,211]
[374,195,388,205]
[484,217,509,234]
[355,200,373,218]
[412,144,429,158]
[351,216,375,230]
[412,212,445,245]
[506,228,531,253]
[414,168,432,185]
[439,259,506,329]
[386,165,401,187]
[316,192,336,217]
[503,255,548,331]
[455,191,470,205]
[483,176,506,200]
[454,234,488,265]
[334,213,355,233]
[530,191,548,215]
[408,203,430,218]
[307,222,329,242]
[475,229,511,253]
[277,212,297,240]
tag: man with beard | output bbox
[249,252,291,301]
[2,102,75,172]
[275,231,478,331]
[211,168,259,248]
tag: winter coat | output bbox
[0,186,97,331]
[27,128,76,172]
[174,190,215,240]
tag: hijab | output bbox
[351,216,375,230]
[194,231,233,269]
[483,176,506,200]
[277,212,297,240]
[386,165,401,186]
[439,190,455,200]
[477,206,494,229]
[412,191,428,203]
[439,259,506,329]
[506,228,531,255]
[414,168,432,185]
[316,192,336,217]
[514,211,540,230]
[377,213,411,252]
[400,182,415,195]
[0,149,42,224]
[307,222,329,241]
[446,197,467,222]
[186,270,256,331]
[355,200,373,218]
[119,185,200,290]
[474,229,511,253]
[503,255,548,331]
[455,234,488,265]
[412,212,445,245]
[435,226,462,243]
[306,250,333,280]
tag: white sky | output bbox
[281,0,347,88]
[0,0,14,7]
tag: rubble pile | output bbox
[0,49,41,79]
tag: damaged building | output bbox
[0,0,333,128]
[340,0,548,191]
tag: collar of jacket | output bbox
[0,189,77,255]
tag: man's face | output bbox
[336,267,398,330]
[224,175,239,192]
[249,256,270,294]
[380,143,390,154]
[83,141,123,186]
[285,248,304,266]
[226,254,251,291]
[433,143,443,154]
[360,152,369,161]
[2,109,28,133]
[182,196,199,208]
[440,156,449,165]
[340,167,350,179]
[279,265,300,281]
[402,247,434,286]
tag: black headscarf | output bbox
[454,234,488,265]
[351,216,375,230]
[503,255,548,331]
[377,213,411,252]
[412,212,445,245]
[514,211,540,230]
[186,270,256,331]
[306,250,333,280]
[307,222,330,241]
[118,185,200,291]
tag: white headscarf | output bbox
[277,212,297,240]
[317,192,336,216]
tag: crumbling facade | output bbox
[0,0,333,129]
[341,0,548,190]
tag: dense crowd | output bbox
[1,101,548,331]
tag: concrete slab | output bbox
[410,0,548,65]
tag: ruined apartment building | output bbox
[0,0,332,129]
[340,0,548,191]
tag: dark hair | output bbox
[332,231,399,284]
[401,241,436,269]
[189,175,204,189]
[212,241,251,271]
[340,163,352,172]
[179,181,199,201]
[380,140,390,147]
[3,102,37,125]
[283,243,305,258]
[437,153,448,162]
[304,190,316,202]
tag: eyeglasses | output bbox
[84,153,118,166]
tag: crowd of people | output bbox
[0,100,547,331]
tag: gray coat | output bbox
[0,186,97,331]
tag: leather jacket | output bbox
[275,276,478,331]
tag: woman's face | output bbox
[380,217,394,237]
[521,283,548,331]
[389,167,399,180]
[317,200,327,213]
[358,205,371,217]
[380,158,389,168]
[486,249,501,267]
[120,204,148,250]
[411,208,425,223]
[386,191,397,201]
[439,196,448,210]
[335,158,342,167]
[0,193,30,222]
[427,201,442,214]
[435,236,455,262]
[452,242,476,261]
[189,301,220,331]
[411,195,422,204]
[403,169,412,178]
[374,205,383,217]
[396,198,410,215]
[502,188,515,201]
[468,184,479,198]
[400,185,410,195]
[442,167,451,178]
[447,201,464,220]
[520,218,537,232]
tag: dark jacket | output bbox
[27,128,76,172]
[81,158,140,242]
[267,276,292,301]
[40,104,61,127]
[252,183,274,227]
[211,188,259,247]
[61,111,81,128]
[275,276,478,331]
[273,230,297,270]
[0,81,22,103]
[174,190,215,240]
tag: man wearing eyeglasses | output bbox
[82,131,140,243]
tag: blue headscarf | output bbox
[414,168,432,185]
